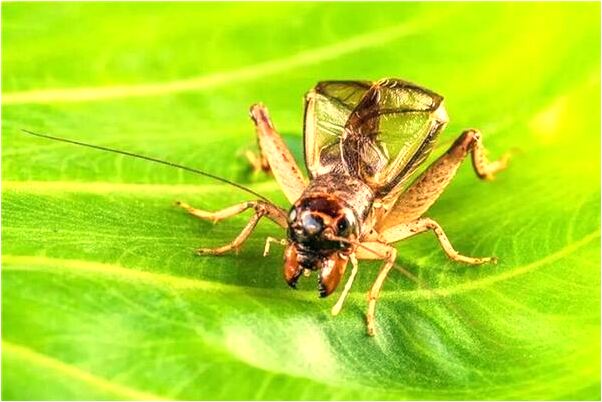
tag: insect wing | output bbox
[342,79,449,196]
[303,81,372,177]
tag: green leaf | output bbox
[2,2,600,400]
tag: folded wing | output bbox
[304,78,449,198]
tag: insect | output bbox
[176,78,509,335]
[23,78,509,336]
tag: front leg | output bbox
[249,104,307,203]
[355,242,398,337]
[196,213,263,255]
[175,200,287,255]
[331,254,359,316]
[378,129,509,229]
[176,200,287,227]
[379,217,495,265]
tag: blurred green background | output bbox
[2,2,600,400]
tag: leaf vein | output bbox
[3,20,426,105]
[2,340,167,400]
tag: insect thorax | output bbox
[299,173,375,230]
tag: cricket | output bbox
[24,78,509,336]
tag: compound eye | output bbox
[288,207,297,223]
[336,215,356,237]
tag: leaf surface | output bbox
[2,3,600,400]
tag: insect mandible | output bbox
[24,78,509,336]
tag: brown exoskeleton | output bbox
[176,78,509,336]
[23,78,508,336]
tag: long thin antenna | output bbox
[21,129,277,205]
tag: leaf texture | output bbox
[2,2,600,400]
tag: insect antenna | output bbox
[21,129,281,209]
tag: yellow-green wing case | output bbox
[342,78,448,197]
[303,78,448,198]
[303,80,371,178]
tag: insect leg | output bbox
[175,200,287,227]
[355,242,398,336]
[466,129,510,180]
[249,104,307,203]
[378,129,509,229]
[196,212,263,256]
[379,217,495,265]
[176,200,287,256]
[331,254,359,317]
[194,201,287,255]
[176,200,251,223]
[244,149,270,174]
[263,236,287,256]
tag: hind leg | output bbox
[248,104,307,203]
[378,129,509,230]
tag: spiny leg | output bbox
[249,104,307,203]
[379,217,495,265]
[175,200,287,255]
[176,200,254,223]
[331,254,359,316]
[175,200,287,227]
[355,242,398,337]
[197,213,264,255]
[378,128,509,229]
